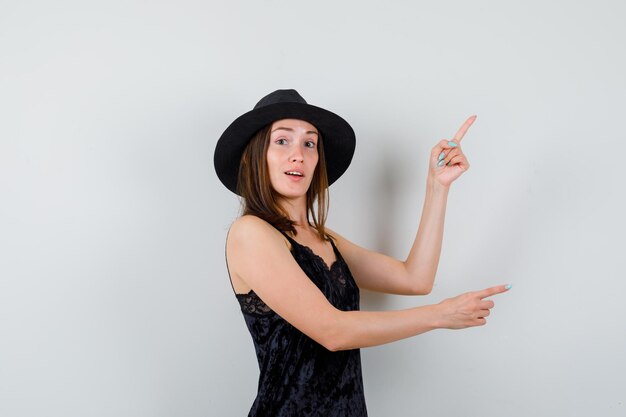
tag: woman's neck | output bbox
[278,197,309,226]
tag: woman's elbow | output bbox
[404,265,434,295]
[323,335,352,352]
[318,310,349,352]
[410,281,433,296]
[322,339,342,352]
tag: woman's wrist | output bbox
[427,175,451,193]
[412,303,445,331]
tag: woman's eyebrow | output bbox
[271,126,319,136]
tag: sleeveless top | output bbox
[228,225,368,417]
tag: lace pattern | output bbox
[331,262,347,286]
[236,290,273,316]
[298,244,347,287]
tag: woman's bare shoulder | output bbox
[229,214,270,235]
[226,216,284,293]
[324,226,349,245]
[323,226,367,260]
[227,215,289,258]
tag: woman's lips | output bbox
[285,172,305,182]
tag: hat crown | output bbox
[254,89,307,109]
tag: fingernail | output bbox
[505,284,512,290]
[438,152,445,161]
[437,159,445,167]
[448,141,458,147]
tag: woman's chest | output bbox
[292,246,360,311]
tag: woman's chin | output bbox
[274,185,309,200]
[278,191,307,200]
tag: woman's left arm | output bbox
[330,116,476,296]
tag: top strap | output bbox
[268,223,297,245]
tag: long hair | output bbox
[236,123,331,241]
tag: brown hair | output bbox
[236,123,331,241]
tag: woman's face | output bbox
[267,118,319,200]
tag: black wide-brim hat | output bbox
[214,89,356,195]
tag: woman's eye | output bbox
[275,138,287,145]
[305,141,316,148]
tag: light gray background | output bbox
[1,0,624,416]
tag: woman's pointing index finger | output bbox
[452,115,477,144]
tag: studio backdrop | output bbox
[1,1,624,416]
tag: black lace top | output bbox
[231,227,368,417]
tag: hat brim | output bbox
[214,102,355,195]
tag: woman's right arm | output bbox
[227,215,509,352]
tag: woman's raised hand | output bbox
[429,115,476,187]
[436,284,511,329]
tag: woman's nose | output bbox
[290,148,304,163]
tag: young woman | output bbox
[214,89,510,417]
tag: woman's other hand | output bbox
[428,115,476,187]
[436,284,511,329]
